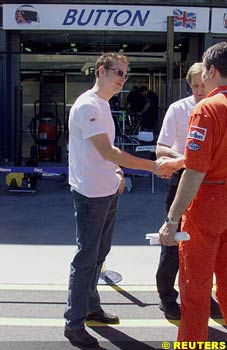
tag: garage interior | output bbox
[19,30,192,162]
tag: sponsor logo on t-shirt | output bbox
[188,126,207,141]
[187,141,200,151]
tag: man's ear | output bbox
[98,65,105,77]
[209,64,216,78]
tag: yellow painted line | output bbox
[0,284,217,292]
[0,318,177,327]
[100,285,159,292]
[0,284,158,292]
[0,284,68,291]
[0,318,224,328]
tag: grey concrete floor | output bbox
[0,174,167,285]
[0,174,226,347]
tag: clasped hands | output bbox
[153,156,184,178]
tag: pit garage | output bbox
[0,1,227,168]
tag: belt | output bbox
[202,180,225,184]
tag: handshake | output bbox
[153,156,184,178]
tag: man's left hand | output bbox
[117,173,125,194]
[159,222,178,246]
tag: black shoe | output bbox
[210,297,223,318]
[64,326,99,348]
[159,301,181,320]
[87,307,120,324]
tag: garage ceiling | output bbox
[20,31,189,71]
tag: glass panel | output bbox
[21,72,40,134]
[65,72,93,110]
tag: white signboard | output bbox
[211,8,227,34]
[3,4,209,32]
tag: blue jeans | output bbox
[64,190,119,330]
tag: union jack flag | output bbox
[173,9,197,29]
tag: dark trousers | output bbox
[156,171,183,304]
[64,190,119,329]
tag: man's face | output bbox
[103,60,128,95]
[190,72,206,103]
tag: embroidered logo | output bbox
[188,126,207,141]
[90,117,96,122]
[187,141,200,151]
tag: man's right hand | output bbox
[153,156,184,177]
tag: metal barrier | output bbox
[0,165,154,176]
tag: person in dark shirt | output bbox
[125,85,144,114]
[139,86,159,132]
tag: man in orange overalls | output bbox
[159,41,227,341]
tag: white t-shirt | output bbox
[68,89,120,197]
[157,95,196,154]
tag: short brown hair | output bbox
[95,52,129,77]
[202,41,227,78]
[186,62,202,86]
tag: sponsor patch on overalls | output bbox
[188,126,207,141]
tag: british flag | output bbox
[173,9,197,29]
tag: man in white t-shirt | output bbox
[156,62,221,320]
[64,53,181,348]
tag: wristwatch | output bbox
[165,216,179,225]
